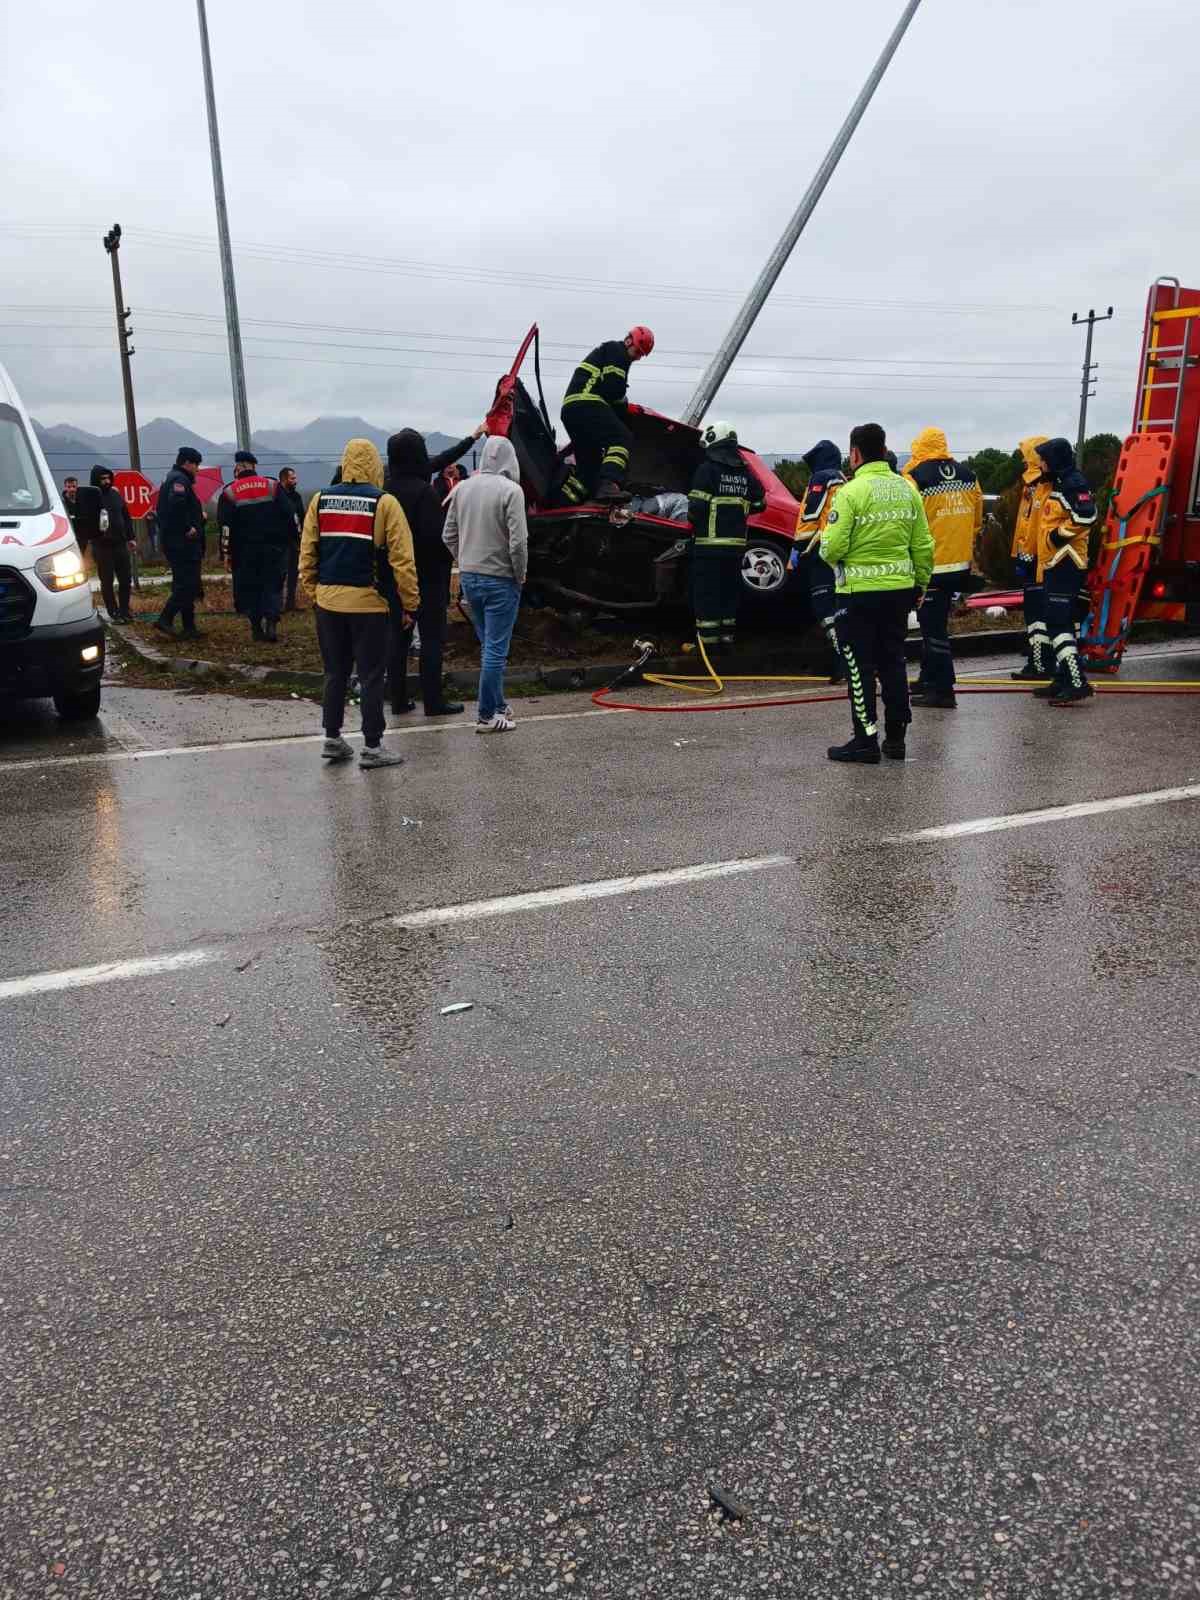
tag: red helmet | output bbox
[626,325,655,357]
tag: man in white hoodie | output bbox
[442,436,529,733]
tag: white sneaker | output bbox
[475,712,516,735]
[321,736,354,762]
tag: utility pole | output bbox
[683,0,922,426]
[196,0,251,450]
[102,225,140,470]
[1072,306,1113,459]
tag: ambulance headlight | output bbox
[35,544,88,591]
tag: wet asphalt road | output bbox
[1,650,1199,1598]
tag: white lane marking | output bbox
[0,705,632,776]
[392,855,795,930]
[0,948,215,1002]
[885,781,1200,843]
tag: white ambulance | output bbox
[0,362,104,718]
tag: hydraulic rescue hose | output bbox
[592,636,1200,713]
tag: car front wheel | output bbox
[740,538,793,603]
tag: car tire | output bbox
[740,537,795,606]
[53,684,102,721]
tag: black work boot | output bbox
[263,618,279,643]
[250,618,265,642]
[914,689,957,709]
[828,735,881,765]
[882,722,908,760]
[1011,658,1051,681]
[594,482,630,505]
[1048,651,1093,706]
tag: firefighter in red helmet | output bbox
[558,326,654,506]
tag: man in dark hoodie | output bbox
[75,465,136,623]
[788,439,847,683]
[687,421,764,655]
[383,423,483,717]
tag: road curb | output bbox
[108,618,1027,694]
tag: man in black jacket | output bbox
[278,466,305,611]
[687,422,764,654]
[559,326,654,505]
[155,447,206,639]
[384,424,483,716]
[218,450,294,642]
[75,464,136,623]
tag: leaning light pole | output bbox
[683,0,923,427]
[196,0,251,450]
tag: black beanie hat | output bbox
[176,446,203,467]
[234,449,258,466]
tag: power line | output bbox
[4,340,1079,395]
[0,220,1067,318]
[0,311,1083,372]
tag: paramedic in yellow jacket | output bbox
[1030,436,1097,706]
[300,438,420,768]
[1009,434,1051,680]
[903,427,983,709]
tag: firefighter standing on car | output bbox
[218,451,295,644]
[787,439,846,683]
[1030,437,1097,706]
[1009,434,1052,680]
[821,423,934,765]
[902,427,983,710]
[687,422,764,656]
[559,327,654,505]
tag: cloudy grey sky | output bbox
[4,0,1197,461]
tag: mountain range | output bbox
[33,416,468,497]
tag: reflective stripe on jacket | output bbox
[562,340,631,412]
[902,428,982,574]
[688,445,765,546]
[820,460,934,594]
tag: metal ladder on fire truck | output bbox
[1080,278,1198,670]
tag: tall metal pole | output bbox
[102,225,140,470]
[1072,306,1113,459]
[683,0,922,427]
[196,0,251,450]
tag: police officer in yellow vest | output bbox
[903,427,983,710]
[1009,434,1052,680]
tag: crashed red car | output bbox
[484,325,803,614]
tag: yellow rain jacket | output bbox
[903,426,983,576]
[299,438,419,615]
[1010,435,1050,561]
[1034,436,1098,579]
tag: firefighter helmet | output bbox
[626,325,655,358]
[700,420,738,449]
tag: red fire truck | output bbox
[1082,277,1200,668]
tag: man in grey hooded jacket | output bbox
[442,436,528,733]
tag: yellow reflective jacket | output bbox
[793,472,845,554]
[1034,437,1098,579]
[902,426,983,575]
[1011,435,1050,560]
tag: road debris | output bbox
[708,1484,749,1523]
[440,1002,475,1016]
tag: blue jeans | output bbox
[460,572,521,721]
